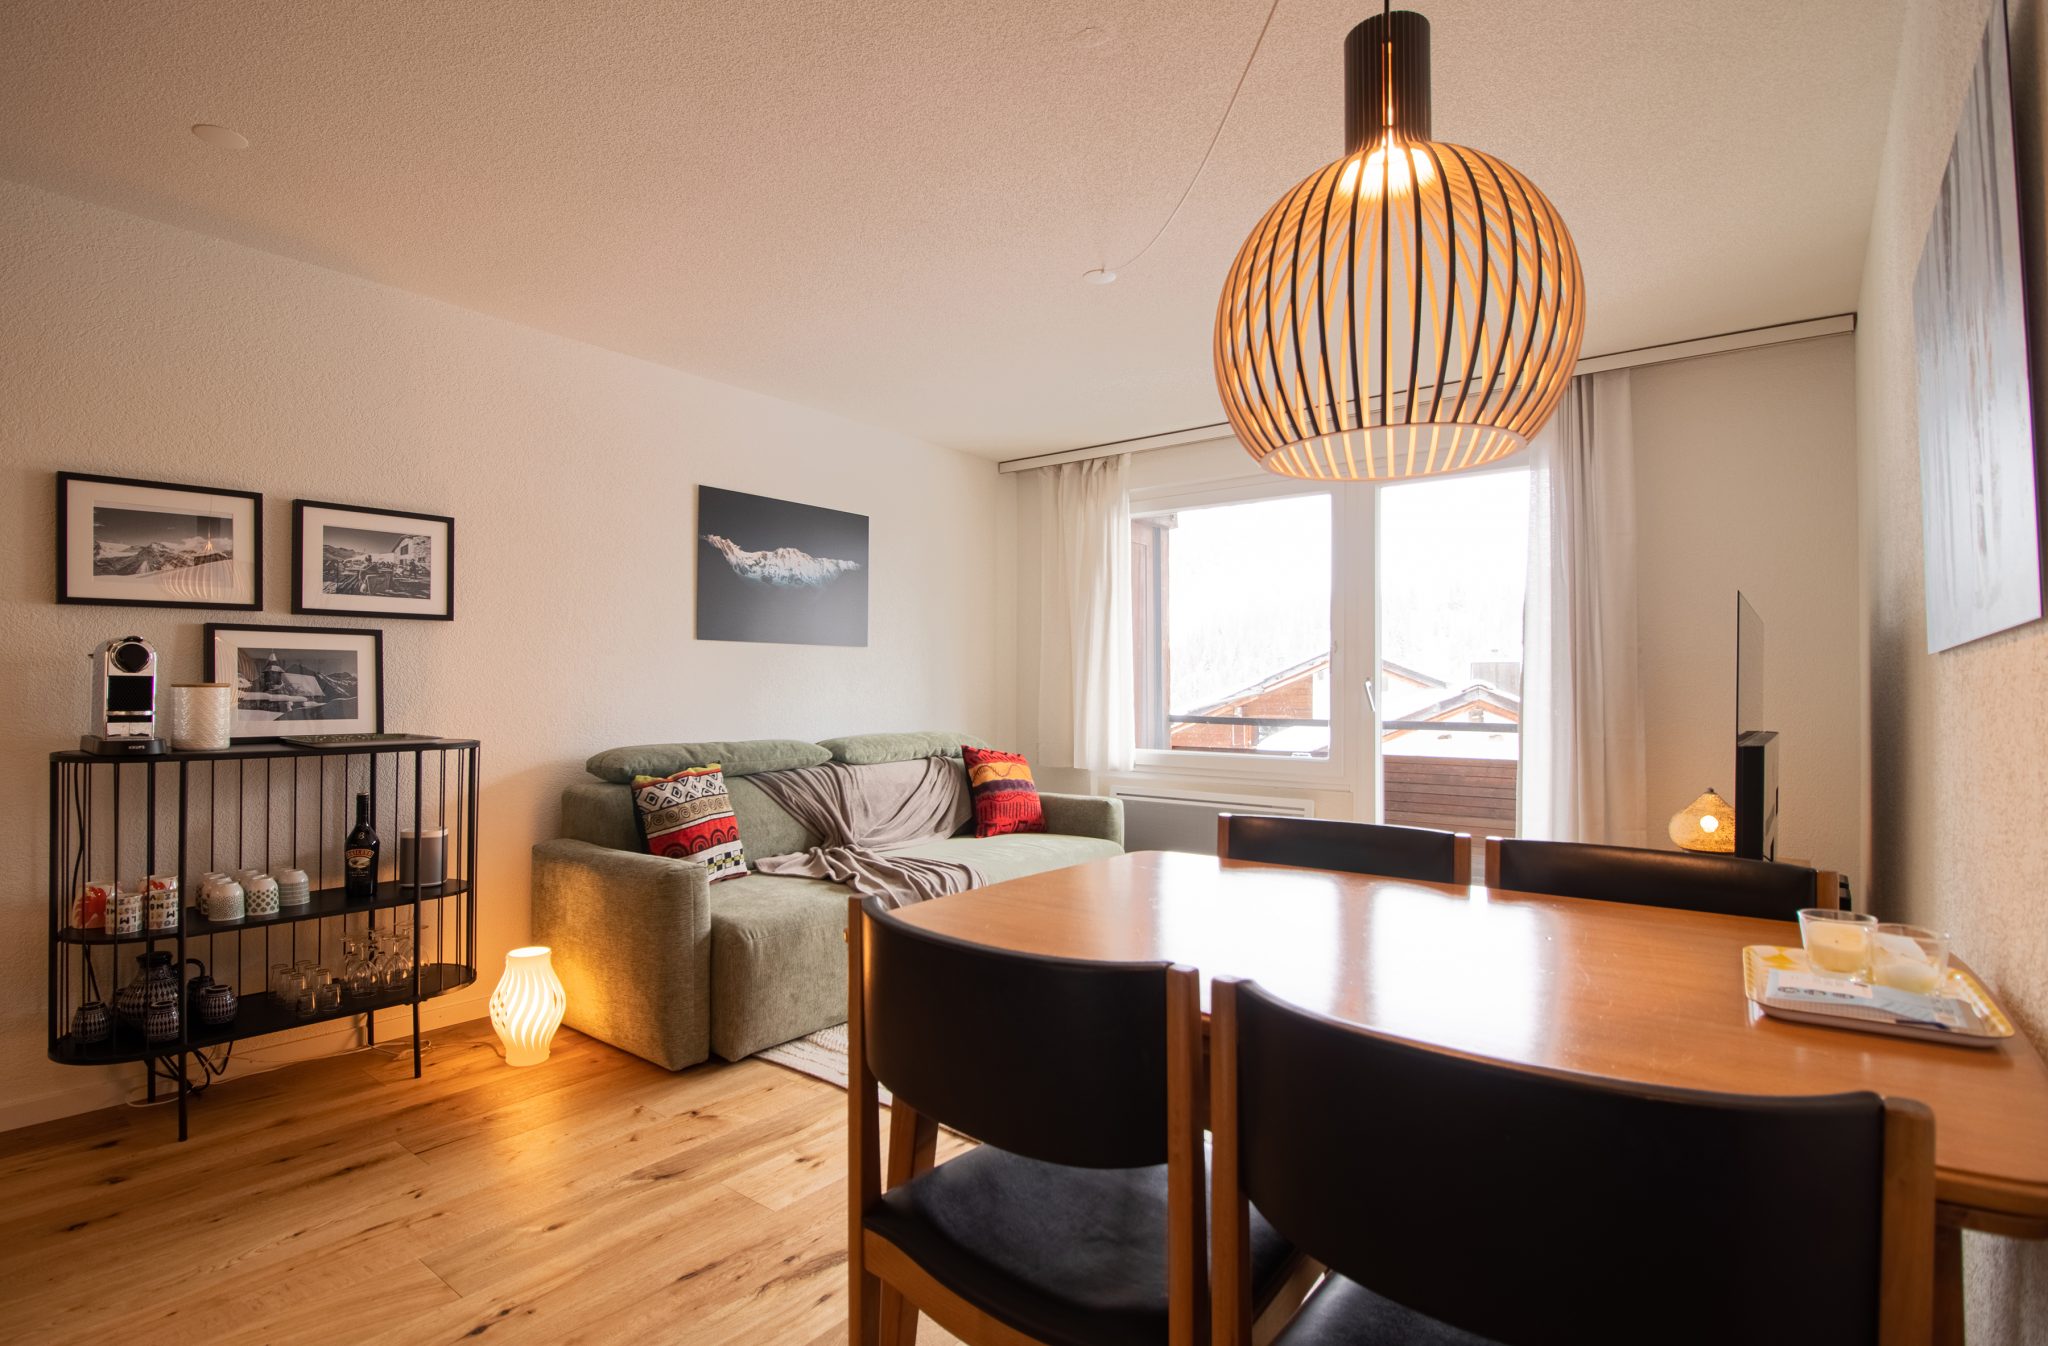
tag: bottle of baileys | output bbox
[345,792,380,901]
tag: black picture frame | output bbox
[56,471,264,610]
[203,623,386,742]
[292,499,456,621]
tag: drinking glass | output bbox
[281,970,314,1017]
[1872,924,1950,995]
[1798,908,1878,979]
[314,981,343,1013]
[382,930,415,991]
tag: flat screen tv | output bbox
[1735,592,1777,860]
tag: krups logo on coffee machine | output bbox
[83,636,167,756]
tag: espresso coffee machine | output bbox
[82,636,167,755]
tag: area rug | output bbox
[758,1024,892,1102]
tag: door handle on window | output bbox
[1364,678,1378,715]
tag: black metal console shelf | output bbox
[47,738,480,1140]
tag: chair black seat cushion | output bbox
[1272,1273,1503,1346]
[865,1145,1294,1346]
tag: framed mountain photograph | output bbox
[56,472,263,609]
[696,486,868,646]
[294,499,455,620]
[204,623,385,742]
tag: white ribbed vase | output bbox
[489,946,566,1067]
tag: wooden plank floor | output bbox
[0,1021,968,1345]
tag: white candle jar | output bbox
[170,683,232,751]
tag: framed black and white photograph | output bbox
[56,472,262,609]
[696,486,869,647]
[1914,0,2041,652]
[203,624,384,741]
[293,500,455,620]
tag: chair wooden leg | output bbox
[1933,1221,1964,1346]
[848,898,883,1346]
[878,1101,939,1346]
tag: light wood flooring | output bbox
[0,1020,970,1345]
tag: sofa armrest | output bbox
[531,839,712,1071]
[1038,792,1124,849]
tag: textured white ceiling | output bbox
[0,0,1903,459]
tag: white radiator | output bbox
[1112,787,1316,856]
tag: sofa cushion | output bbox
[962,746,1048,837]
[889,833,1123,886]
[708,871,853,1061]
[586,739,831,783]
[726,776,824,857]
[708,833,1121,1060]
[819,731,990,766]
[632,765,747,881]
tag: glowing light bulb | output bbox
[1699,815,1719,834]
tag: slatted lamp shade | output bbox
[1215,10,1585,480]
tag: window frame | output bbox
[1126,470,1370,791]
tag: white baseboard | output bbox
[1,990,492,1136]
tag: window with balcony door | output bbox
[1378,469,1530,838]
[1130,492,1333,760]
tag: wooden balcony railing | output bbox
[1383,754,1518,839]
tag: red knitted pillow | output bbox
[962,746,1048,838]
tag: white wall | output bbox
[1856,0,2048,1333]
[1632,336,1863,883]
[0,178,1008,1128]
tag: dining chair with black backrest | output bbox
[847,897,1305,1346]
[1486,836,1839,922]
[1216,814,1471,886]
[1208,976,1936,1346]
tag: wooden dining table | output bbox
[895,850,2048,1340]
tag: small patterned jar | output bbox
[193,980,238,1026]
[144,982,180,1042]
[71,1000,112,1045]
[146,876,181,931]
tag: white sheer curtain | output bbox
[1520,370,1647,845]
[1035,455,1134,777]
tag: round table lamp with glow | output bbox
[489,946,566,1067]
[1668,788,1736,854]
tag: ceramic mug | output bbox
[109,887,143,936]
[200,875,245,923]
[243,874,281,917]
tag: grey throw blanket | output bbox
[749,757,982,907]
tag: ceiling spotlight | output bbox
[1083,268,1118,285]
[190,124,249,150]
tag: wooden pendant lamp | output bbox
[1214,8,1585,480]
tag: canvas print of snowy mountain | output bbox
[1914,0,2041,652]
[697,486,868,646]
[57,472,263,609]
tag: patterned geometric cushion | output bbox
[962,746,1048,839]
[632,764,748,881]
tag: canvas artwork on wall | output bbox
[1913,0,2041,653]
[696,486,868,647]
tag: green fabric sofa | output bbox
[531,734,1124,1071]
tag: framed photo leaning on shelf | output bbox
[56,472,263,609]
[293,499,454,620]
[204,623,385,742]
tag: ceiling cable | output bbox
[1089,0,1286,282]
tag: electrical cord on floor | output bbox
[123,1035,433,1107]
